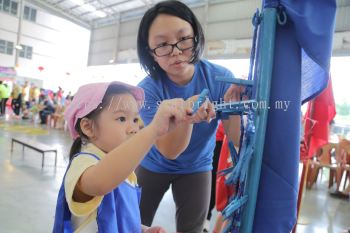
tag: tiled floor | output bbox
[0,118,349,233]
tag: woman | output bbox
[136,1,241,232]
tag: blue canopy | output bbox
[253,0,336,232]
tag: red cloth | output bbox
[216,136,235,211]
[57,90,63,99]
[216,121,225,141]
[6,98,12,107]
[302,78,336,159]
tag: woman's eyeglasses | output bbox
[150,37,195,57]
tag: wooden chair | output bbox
[306,143,338,189]
[343,164,350,192]
[334,139,350,191]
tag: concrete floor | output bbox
[0,118,349,233]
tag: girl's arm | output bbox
[80,125,158,196]
[141,225,166,233]
[76,99,191,198]
[155,96,216,160]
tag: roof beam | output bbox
[79,0,129,16]
[53,0,67,6]
[28,0,92,28]
[68,0,97,10]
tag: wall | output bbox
[0,1,90,91]
[88,0,350,65]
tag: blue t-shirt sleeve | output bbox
[138,79,160,126]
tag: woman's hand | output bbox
[224,84,245,103]
[186,95,216,124]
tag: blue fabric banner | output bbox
[253,1,336,232]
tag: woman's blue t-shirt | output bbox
[138,59,233,174]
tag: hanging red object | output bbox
[38,66,44,72]
[303,77,336,159]
[216,136,235,212]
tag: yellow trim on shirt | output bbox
[64,143,138,232]
[65,152,103,217]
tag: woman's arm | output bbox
[222,84,244,146]
[222,116,241,146]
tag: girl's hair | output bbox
[137,0,205,80]
[68,84,131,160]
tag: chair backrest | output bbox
[317,143,337,165]
[336,139,350,165]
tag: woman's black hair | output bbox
[137,0,205,80]
[68,84,131,160]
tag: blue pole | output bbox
[240,7,277,233]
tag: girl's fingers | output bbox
[164,97,216,125]
[185,106,193,116]
[170,101,189,125]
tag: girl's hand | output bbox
[150,98,192,137]
[143,226,167,233]
[224,84,245,102]
[186,95,216,124]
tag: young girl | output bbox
[53,81,193,233]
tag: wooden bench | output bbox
[11,138,58,168]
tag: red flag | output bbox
[303,77,336,159]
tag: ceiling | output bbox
[26,0,350,33]
[27,0,212,29]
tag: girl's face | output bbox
[92,93,140,153]
[148,14,195,85]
